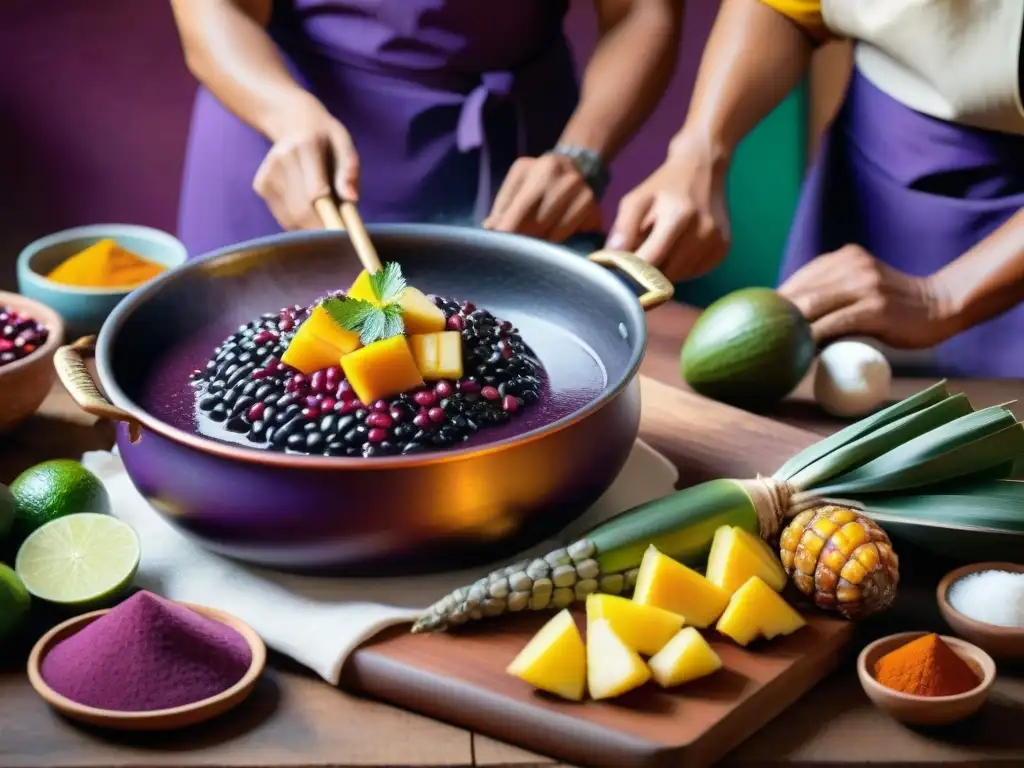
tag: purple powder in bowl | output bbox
[40,591,253,712]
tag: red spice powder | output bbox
[41,591,252,712]
[873,633,979,697]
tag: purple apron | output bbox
[781,69,1024,379]
[177,0,578,257]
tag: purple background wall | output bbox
[0,1,716,290]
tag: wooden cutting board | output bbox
[343,377,855,768]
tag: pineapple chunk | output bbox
[715,576,806,647]
[586,594,683,656]
[648,627,723,688]
[705,525,787,595]
[347,270,446,334]
[281,305,361,374]
[506,609,586,701]
[409,331,464,380]
[632,545,729,628]
[587,618,651,700]
[340,335,424,404]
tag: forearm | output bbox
[933,208,1024,335]
[170,0,322,141]
[557,0,683,161]
[669,0,816,167]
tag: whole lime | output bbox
[10,460,110,540]
[0,563,31,642]
[0,483,14,543]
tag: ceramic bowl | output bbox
[17,224,187,338]
[937,562,1024,661]
[857,631,995,726]
[27,601,266,731]
[0,291,65,434]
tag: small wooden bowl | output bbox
[937,562,1024,661]
[0,291,64,434]
[27,601,266,731]
[857,632,995,726]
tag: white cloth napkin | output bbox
[81,441,678,685]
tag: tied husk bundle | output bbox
[413,381,1024,632]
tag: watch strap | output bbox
[551,145,611,200]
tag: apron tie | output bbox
[457,71,521,220]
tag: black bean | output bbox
[226,416,248,433]
[226,363,255,387]
[198,396,219,411]
[231,395,255,416]
[208,379,226,392]
[262,406,276,424]
[276,393,298,409]
[247,421,265,440]
[346,446,362,456]
[303,421,317,432]
[209,403,228,422]
[335,414,356,434]
[344,426,368,445]
[319,414,337,434]
[242,380,259,396]
[238,352,253,364]
[353,408,368,422]
[255,384,276,400]
[305,432,323,451]
[273,415,304,446]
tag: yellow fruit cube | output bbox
[409,332,464,380]
[648,627,723,688]
[347,270,446,334]
[586,594,683,656]
[281,305,362,374]
[340,335,424,404]
[506,609,586,701]
[715,576,807,647]
[587,618,651,700]
[705,525,787,595]
[632,545,729,628]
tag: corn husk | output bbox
[412,381,1024,632]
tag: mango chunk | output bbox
[340,335,424,404]
[587,618,651,700]
[715,576,806,647]
[347,269,446,334]
[586,594,683,656]
[705,525,787,595]
[281,305,361,374]
[632,545,729,629]
[648,627,722,688]
[506,609,586,701]
[410,331,463,380]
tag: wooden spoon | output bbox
[313,197,383,273]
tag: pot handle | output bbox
[588,249,674,311]
[54,336,143,443]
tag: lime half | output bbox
[15,513,140,607]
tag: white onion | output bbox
[814,341,892,417]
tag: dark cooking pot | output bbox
[55,226,673,574]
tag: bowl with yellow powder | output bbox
[857,631,995,726]
[17,225,187,338]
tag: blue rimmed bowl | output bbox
[17,224,188,338]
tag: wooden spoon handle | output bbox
[338,201,383,273]
[313,197,345,230]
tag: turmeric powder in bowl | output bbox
[873,633,980,697]
[47,238,166,289]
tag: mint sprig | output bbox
[321,261,408,345]
[369,261,407,304]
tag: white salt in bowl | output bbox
[938,562,1024,661]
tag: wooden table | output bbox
[1,302,1022,768]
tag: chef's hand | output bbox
[483,154,603,242]
[253,99,360,231]
[778,245,958,348]
[606,139,730,282]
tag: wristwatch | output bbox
[551,144,611,200]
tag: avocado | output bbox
[681,288,815,410]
